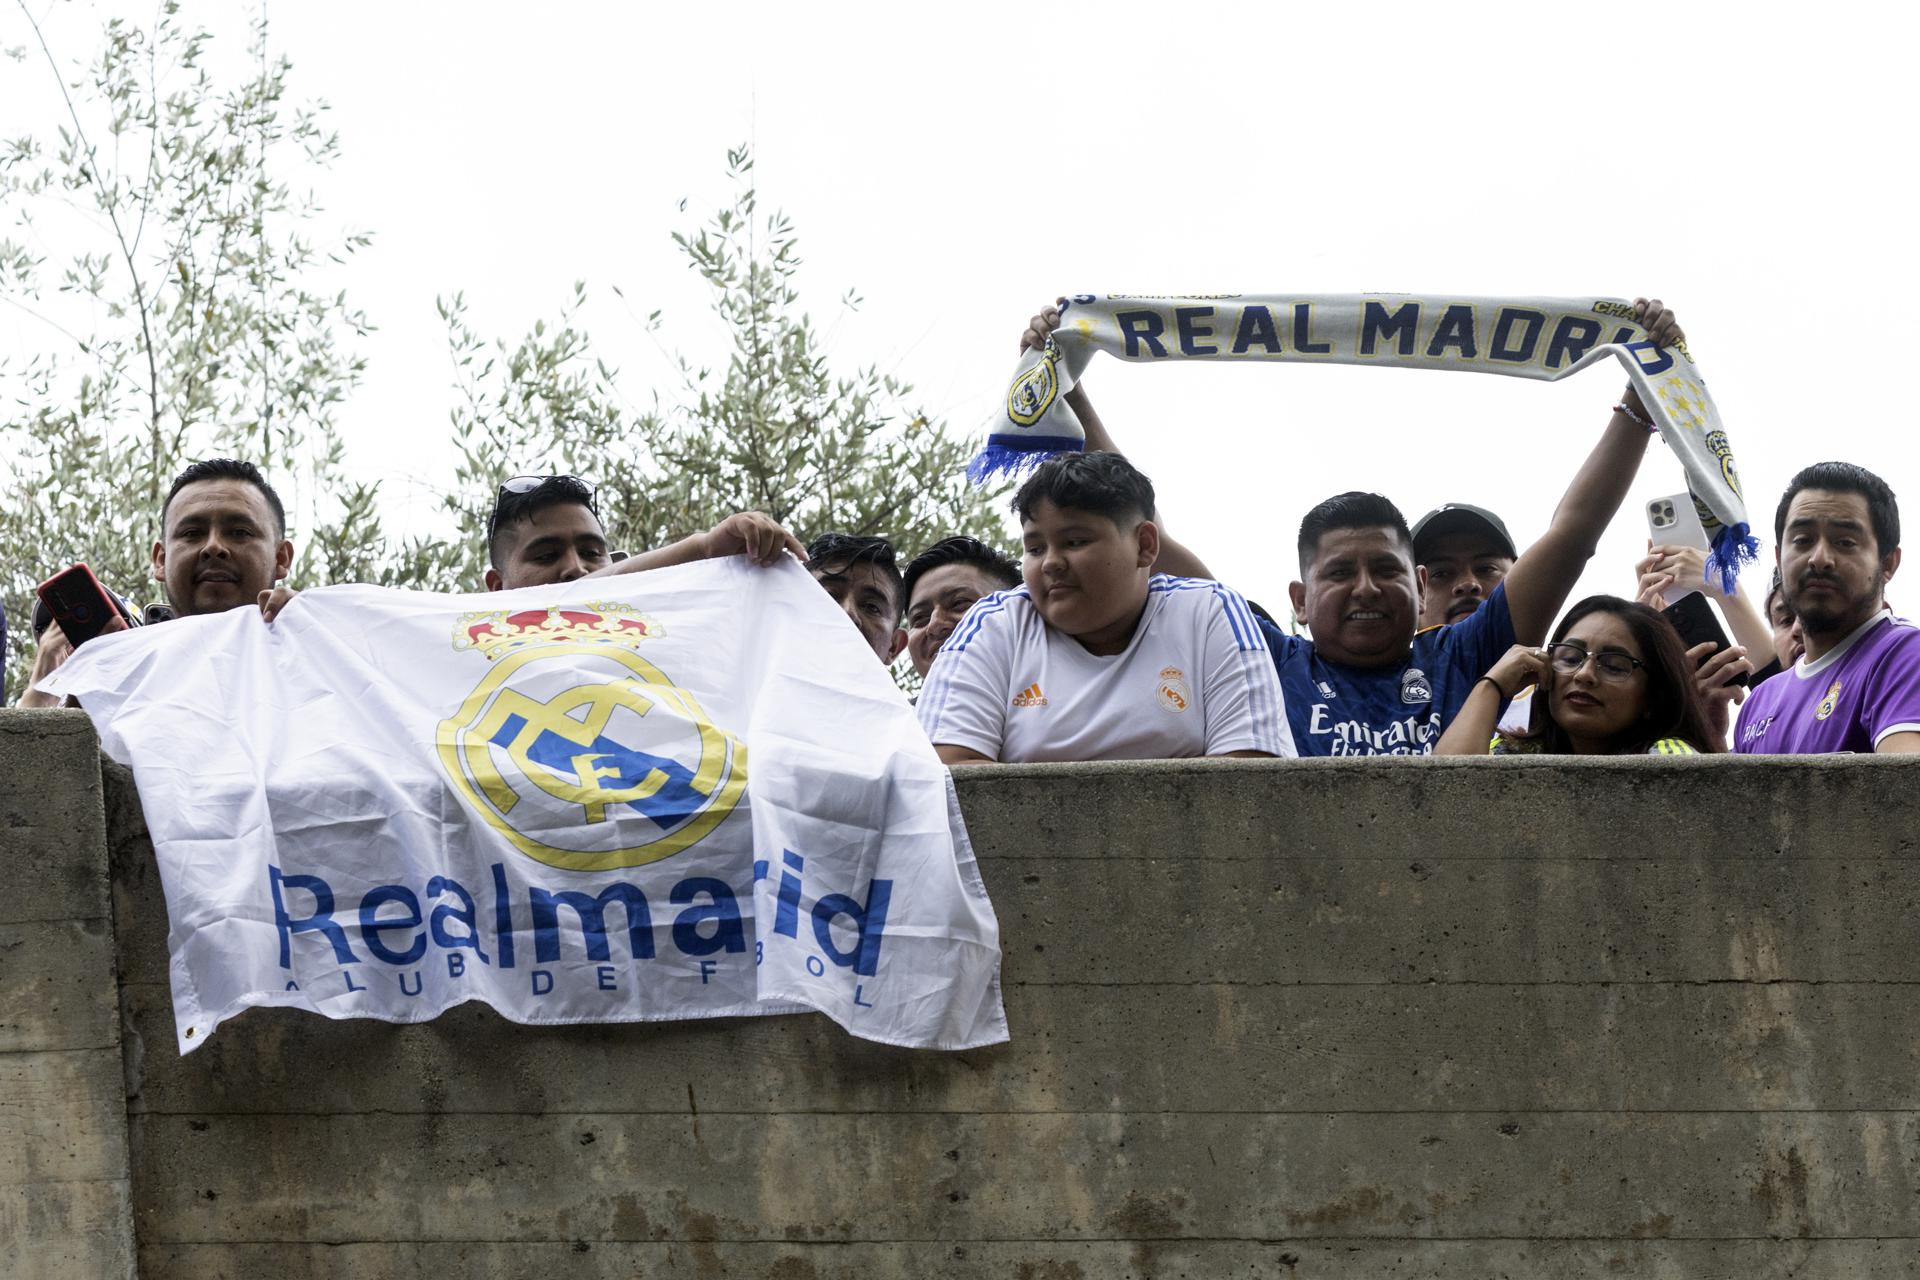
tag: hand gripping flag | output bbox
[45,558,1008,1054]
[974,294,1758,589]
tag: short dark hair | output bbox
[1297,491,1412,573]
[901,536,1020,610]
[1773,462,1900,556]
[487,475,601,569]
[805,532,904,619]
[161,458,286,539]
[1012,452,1155,527]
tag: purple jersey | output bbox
[1734,610,1920,753]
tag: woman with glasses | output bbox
[1435,595,1721,756]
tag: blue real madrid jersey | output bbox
[1258,584,1517,756]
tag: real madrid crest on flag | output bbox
[437,603,745,872]
[46,560,1008,1055]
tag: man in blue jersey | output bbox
[1268,296,1681,754]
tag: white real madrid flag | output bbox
[45,557,1008,1053]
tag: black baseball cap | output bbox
[1411,504,1518,562]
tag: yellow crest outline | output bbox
[435,641,746,872]
[1007,344,1060,427]
[1814,677,1842,723]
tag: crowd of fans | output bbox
[12,296,1919,763]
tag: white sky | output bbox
[7,1,1918,620]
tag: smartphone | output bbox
[1647,494,1710,551]
[35,564,132,648]
[1663,591,1750,687]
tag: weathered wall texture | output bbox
[8,707,1920,1277]
[0,713,134,1279]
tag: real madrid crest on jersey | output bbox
[435,603,746,872]
[1156,665,1192,714]
[1815,676,1843,722]
[1400,667,1434,705]
[1006,340,1061,427]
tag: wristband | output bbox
[1614,399,1656,433]
[1475,675,1511,700]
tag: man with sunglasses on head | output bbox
[485,474,805,592]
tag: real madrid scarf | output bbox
[973,294,1758,587]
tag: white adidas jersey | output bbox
[917,575,1295,763]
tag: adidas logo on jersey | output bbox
[1011,682,1049,708]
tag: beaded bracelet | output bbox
[1614,399,1656,433]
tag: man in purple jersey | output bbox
[1734,462,1920,754]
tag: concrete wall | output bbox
[7,708,1920,1277]
[0,713,134,1278]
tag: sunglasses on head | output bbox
[488,474,598,537]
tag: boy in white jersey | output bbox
[918,453,1293,763]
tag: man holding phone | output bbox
[20,458,295,708]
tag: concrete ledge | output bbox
[11,711,1920,1277]
[0,712,134,1280]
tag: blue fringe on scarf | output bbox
[966,435,1086,486]
[1704,521,1762,596]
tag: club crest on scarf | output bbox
[1007,341,1061,426]
[436,603,746,872]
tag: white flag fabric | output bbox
[45,558,1007,1054]
[974,293,1759,588]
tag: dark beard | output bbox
[1788,575,1881,638]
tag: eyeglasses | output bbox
[1546,642,1645,680]
[488,474,597,537]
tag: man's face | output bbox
[812,558,906,664]
[905,562,1004,678]
[1289,525,1424,668]
[1779,489,1899,639]
[152,479,292,616]
[1417,531,1513,629]
[1021,499,1155,651]
[486,503,610,591]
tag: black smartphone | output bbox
[35,563,132,648]
[1662,591,1749,688]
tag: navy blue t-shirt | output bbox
[1259,583,1517,756]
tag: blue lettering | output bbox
[597,965,617,991]
[398,970,424,997]
[1360,301,1420,356]
[854,984,875,1009]
[342,970,366,994]
[1292,303,1331,354]
[531,883,653,962]
[270,865,357,968]
[806,954,826,977]
[491,863,516,970]
[774,850,804,939]
[1426,305,1478,359]
[358,885,427,966]
[699,960,718,984]
[810,878,895,977]
[1231,305,1282,355]
[1545,316,1602,369]
[1489,308,1546,363]
[670,878,747,956]
[1174,306,1217,356]
[426,875,488,963]
[447,952,466,979]
[531,969,553,996]
[1625,339,1674,377]
[1117,309,1169,358]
